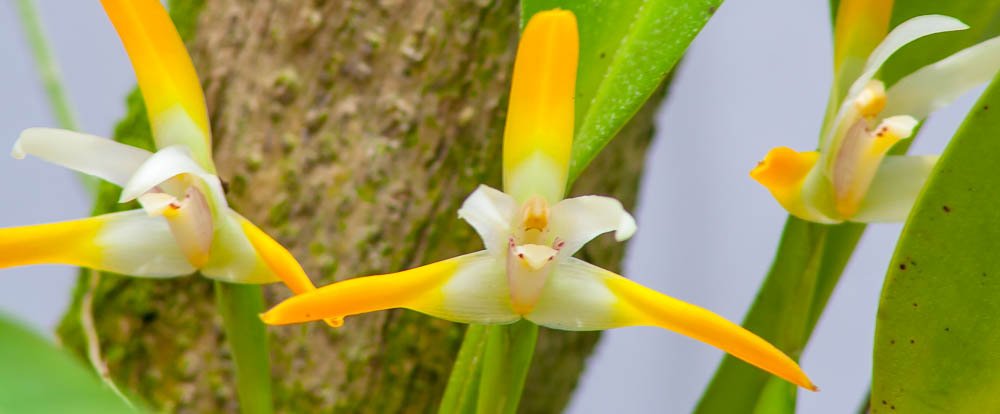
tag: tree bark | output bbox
[57,1,663,412]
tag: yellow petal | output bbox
[237,216,342,327]
[0,210,194,277]
[606,275,817,390]
[261,251,518,326]
[750,147,835,222]
[238,218,314,295]
[502,9,578,204]
[832,0,892,99]
[100,0,213,170]
[526,257,816,390]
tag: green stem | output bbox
[475,321,538,414]
[214,282,274,414]
[439,324,488,414]
[14,0,79,130]
[14,0,100,193]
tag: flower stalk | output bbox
[215,281,274,414]
[477,321,539,414]
[13,0,79,131]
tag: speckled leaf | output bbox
[0,314,144,413]
[521,0,722,181]
[871,74,1000,414]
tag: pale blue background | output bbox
[0,1,978,413]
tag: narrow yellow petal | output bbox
[238,217,343,327]
[261,257,460,326]
[261,252,518,326]
[0,217,103,269]
[503,9,578,204]
[0,211,195,277]
[605,275,817,391]
[100,0,213,169]
[238,218,316,295]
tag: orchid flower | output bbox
[752,14,1000,223]
[1,0,319,298]
[261,9,816,390]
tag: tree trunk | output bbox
[57,1,663,412]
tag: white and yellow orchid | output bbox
[261,9,816,391]
[752,12,1000,223]
[1,0,319,297]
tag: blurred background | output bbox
[0,1,979,412]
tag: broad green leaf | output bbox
[0,313,143,413]
[696,2,1000,412]
[871,74,1000,413]
[521,0,723,182]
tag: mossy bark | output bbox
[57,1,664,412]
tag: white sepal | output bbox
[92,210,197,277]
[199,208,278,284]
[847,15,968,101]
[853,155,939,222]
[423,251,520,324]
[13,128,152,187]
[119,146,224,204]
[549,195,637,257]
[524,257,622,331]
[884,36,1000,119]
[457,185,518,257]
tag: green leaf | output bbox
[871,73,1000,413]
[697,2,1000,412]
[0,313,143,413]
[521,0,722,182]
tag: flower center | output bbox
[518,195,550,244]
[503,196,570,314]
[137,175,214,268]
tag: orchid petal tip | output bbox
[258,312,276,325]
[323,317,345,328]
[614,215,637,241]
